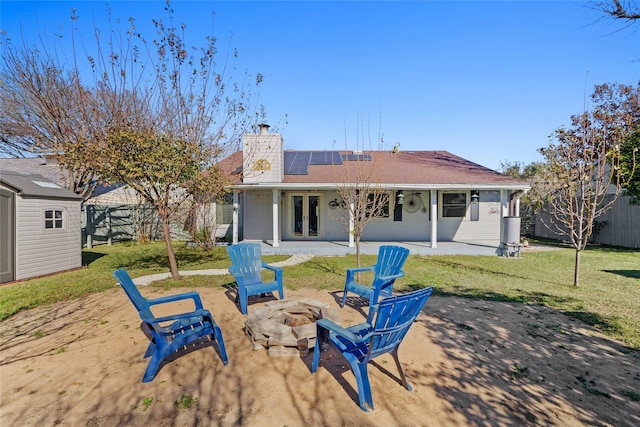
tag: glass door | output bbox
[290,194,321,239]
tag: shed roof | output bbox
[0,170,82,200]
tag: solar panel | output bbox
[310,151,342,165]
[283,151,346,175]
[284,152,310,175]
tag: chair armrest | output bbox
[316,318,372,343]
[146,291,204,311]
[345,265,375,283]
[377,271,405,282]
[142,309,211,324]
[262,262,283,283]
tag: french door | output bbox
[290,194,321,239]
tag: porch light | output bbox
[396,191,404,205]
[471,191,480,204]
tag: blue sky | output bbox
[2,0,638,170]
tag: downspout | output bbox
[232,190,239,244]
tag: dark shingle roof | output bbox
[221,150,528,188]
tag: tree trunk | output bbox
[161,213,181,280]
[354,235,362,282]
[574,248,581,287]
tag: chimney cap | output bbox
[258,123,270,135]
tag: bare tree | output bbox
[538,82,638,286]
[329,128,395,267]
[0,44,104,200]
[1,2,263,279]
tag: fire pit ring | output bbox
[243,298,341,357]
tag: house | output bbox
[223,125,530,249]
[0,170,83,283]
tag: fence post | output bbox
[107,206,113,246]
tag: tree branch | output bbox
[601,0,640,21]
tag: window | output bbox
[366,192,390,218]
[45,210,64,229]
[442,193,467,218]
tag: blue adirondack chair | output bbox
[113,269,228,382]
[312,286,434,411]
[226,242,284,315]
[341,245,410,319]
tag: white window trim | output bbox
[439,191,469,219]
[44,208,65,231]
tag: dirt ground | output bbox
[1,282,639,426]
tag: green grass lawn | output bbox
[1,241,638,349]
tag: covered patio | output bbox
[256,240,502,256]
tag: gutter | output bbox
[228,183,531,191]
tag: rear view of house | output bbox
[0,171,82,283]
[223,125,530,249]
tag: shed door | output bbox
[0,188,15,283]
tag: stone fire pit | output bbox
[244,298,341,357]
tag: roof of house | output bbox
[0,157,67,185]
[221,150,529,189]
[0,170,82,200]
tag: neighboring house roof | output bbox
[0,157,67,186]
[0,170,82,200]
[0,157,121,199]
[221,150,529,189]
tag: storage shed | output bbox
[0,171,83,283]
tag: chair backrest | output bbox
[369,287,434,357]
[226,243,263,284]
[374,245,410,279]
[113,269,154,320]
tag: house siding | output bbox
[15,197,82,280]
[438,191,502,242]
[242,190,273,241]
[361,208,432,241]
[243,189,506,243]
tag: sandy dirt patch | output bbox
[1,284,638,426]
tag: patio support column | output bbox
[514,196,521,217]
[500,189,509,242]
[232,190,239,244]
[272,189,280,247]
[430,190,438,248]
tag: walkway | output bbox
[132,254,313,286]
[132,241,512,285]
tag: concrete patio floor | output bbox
[256,240,504,256]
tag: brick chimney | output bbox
[242,124,283,183]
